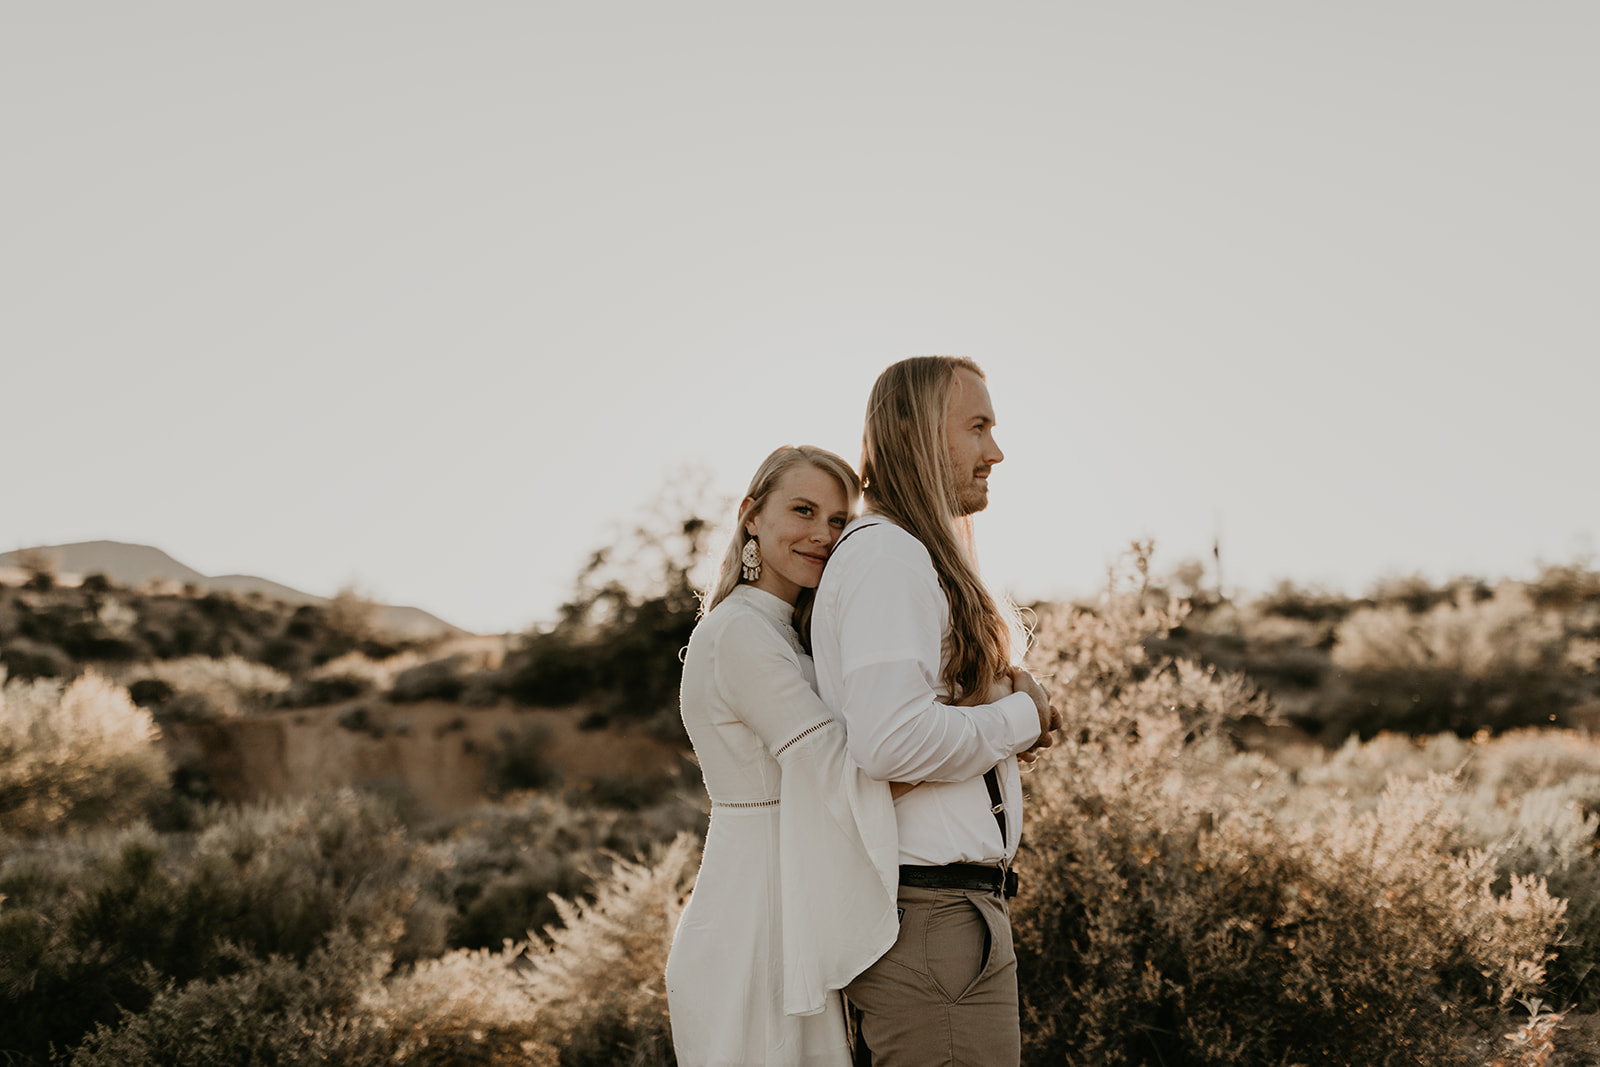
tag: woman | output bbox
[665,445,902,1066]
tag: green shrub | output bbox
[484,723,563,797]
[64,933,391,1067]
[0,791,442,1063]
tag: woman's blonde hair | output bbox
[703,445,861,634]
[861,356,1019,699]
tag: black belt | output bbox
[899,863,1019,898]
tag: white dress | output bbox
[665,585,900,1067]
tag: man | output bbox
[813,356,1056,1066]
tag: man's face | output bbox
[943,367,1004,516]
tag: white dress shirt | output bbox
[812,516,1040,866]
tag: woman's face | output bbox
[744,464,850,605]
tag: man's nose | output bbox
[989,435,1005,465]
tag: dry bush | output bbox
[1012,551,1570,1066]
[510,831,695,1064]
[420,789,706,953]
[358,832,697,1066]
[1333,583,1564,679]
[0,669,168,835]
[1318,582,1577,737]
[135,654,291,719]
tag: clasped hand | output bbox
[962,667,1060,764]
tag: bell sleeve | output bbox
[712,618,901,1017]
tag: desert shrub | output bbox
[419,790,705,954]
[0,670,168,836]
[1012,554,1569,1066]
[1256,579,1357,623]
[583,772,675,812]
[504,632,598,707]
[426,793,598,951]
[338,703,383,736]
[1017,761,1564,1065]
[391,655,470,703]
[64,933,391,1067]
[1333,583,1564,678]
[136,655,291,720]
[514,832,693,1065]
[317,648,425,687]
[459,669,504,708]
[126,676,176,706]
[0,790,443,1062]
[484,722,563,796]
[351,834,695,1066]
[0,636,72,680]
[1321,583,1576,737]
[1529,560,1600,611]
[281,671,372,707]
[1254,727,1600,1014]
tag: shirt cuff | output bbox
[997,691,1042,753]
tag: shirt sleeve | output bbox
[830,537,1041,783]
[711,616,835,755]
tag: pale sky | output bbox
[4,3,1596,635]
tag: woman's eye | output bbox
[795,505,813,516]
[830,517,847,529]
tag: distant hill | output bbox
[0,541,467,638]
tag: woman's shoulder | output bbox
[691,591,799,662]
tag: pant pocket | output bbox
[924,893,990,1002]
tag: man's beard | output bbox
[954,480,989,517]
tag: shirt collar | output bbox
[730,583,796,627]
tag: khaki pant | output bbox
[845,884,1020,1067]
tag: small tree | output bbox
[503,473,723,727]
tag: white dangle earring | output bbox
[740,538,762,581]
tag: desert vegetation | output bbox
[5,522,1600,1063]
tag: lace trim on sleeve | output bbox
[774,717,834,757]
[713,798,780,809]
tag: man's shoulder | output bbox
[829,516,935,573]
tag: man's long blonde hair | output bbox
[702,445,861,630]
[861,356,1017,699]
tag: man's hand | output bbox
[1011,667,1060,762]
[954,670,1016,708]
